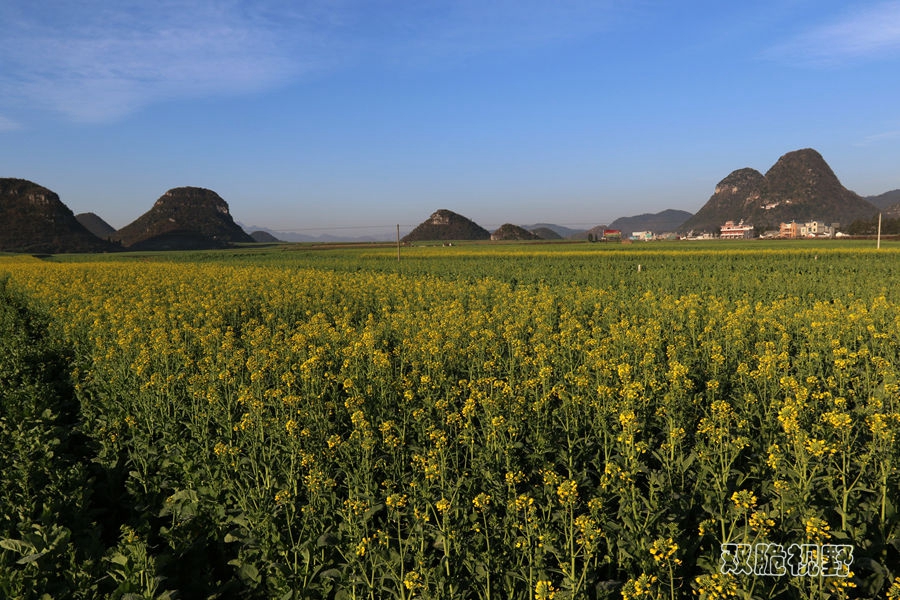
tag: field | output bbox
[1,241,899,599]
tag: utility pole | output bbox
[397,224,401,261]
[877,213,882,250]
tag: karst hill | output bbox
[113,187,254,250]
[402,209,491,242]
[75,212,117,240]
[680,149,879,233]
[0,178,119,253]
[491,224,541,241]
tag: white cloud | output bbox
[0,0,624,123]
[768,1,900,65]
[0,0,348,122]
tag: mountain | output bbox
[75,212,117,239]
[402,209,491,242]
[608,209,692,235]
[679,149,879,233]
[114,187,254,250]
[250,230,282,243]
[238,224,399,243]
[522,223,586,238]
[529,227,562,240]
[491,224,541,241]
[0,178,118,253]
[867,190,900,211]
[567,224,609,240]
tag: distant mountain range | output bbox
[527,227,563,240]
[867,190,900,211]
[520,223,586,239]
[3,150,900,253]
[237,225,398,243]
[607,209,692,235]
[249,230,282,243]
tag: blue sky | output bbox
[2,1,900,235]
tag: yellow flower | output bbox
[693,572,739,599]
[730,490,757,512]
[556,479,579,506]
[805,516,831,542]
[472,492,491,511]
[386,493,408,510]
[766,443,780,470]
[515,493,535,512]
[621,574,658,600]
[542,469,561,487]
[885,576,900,599]
[649,537,680,565]
[403,570,422,593]
[534,579,556,600]
[805,438,834,458]
[749,511,775,535]
[505,470,526,486]
[343,498,369,516]
[822,411,852,429]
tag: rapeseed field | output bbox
[1,243,898,599]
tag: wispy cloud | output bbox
[0,0,349,122]
[361,0,624,66]
[855,128,900,146]
[0,1,624,124]
[767,1,900,65]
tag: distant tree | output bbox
[847,216,900,235]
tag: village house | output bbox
[779,221,799,239]
[720,220,755,239]
[799,221,834,237]
[779,220,836,238]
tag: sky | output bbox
[2,0,900,236]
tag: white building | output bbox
[799,221,834,237]
[720,220,755,239]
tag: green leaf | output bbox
[237,562,260,583]
[0,538,33,554]
[17,552,46,565]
